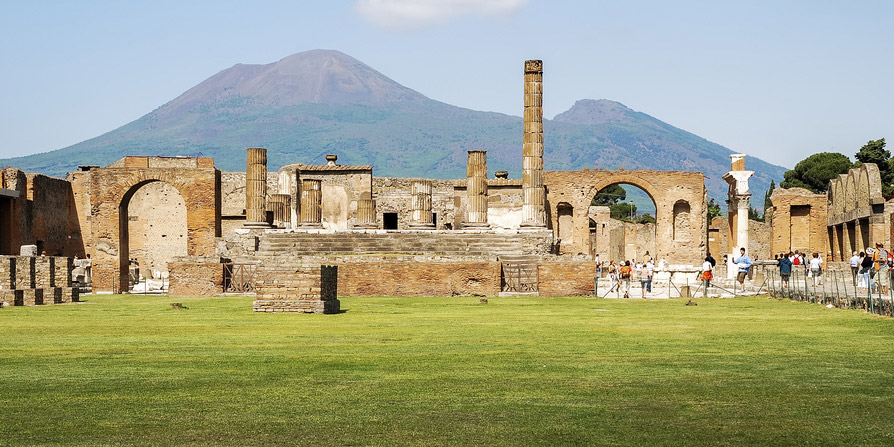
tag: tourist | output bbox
[809,252,823,286]
[701,255,713,297]
[859,251,872,290]
[706,252,716,268]
[733,247,752,292]
[607,261,619,294]
[645,260,654,293]
[619,260,632,298]
[849,251,860,284]
[643,251,652,264]
[778,251,793,291]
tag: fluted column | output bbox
[409,180,435,229]
[299,179,323,227]
[465,150,489,228]
[354,191,377,229]
[244,147,270,228]
[269,193,291,228]
[521,60,546,227]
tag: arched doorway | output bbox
[120,181,188,291]
[588,183,657,263]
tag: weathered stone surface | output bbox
[81,157,220,293]
[253,264,339,313]
[545,169,707,264]
[168,258,225,297]
[769,187,828,258]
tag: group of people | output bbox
[595,251,656,299]
[775,250,824,287]
[846,243,892,291]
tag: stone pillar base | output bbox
[463,222,491,229]
[242,221,272,229]
[297,223,324,229]
[252,299,340,314]
[352,223,378,230]
[407,223,436,230]
[519,221,546,228]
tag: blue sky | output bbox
[1,0,891,169]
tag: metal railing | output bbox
[766,267,894,317]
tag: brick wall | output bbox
[167,258,225,297]
[0,255,77,306]
[538,261,596,297]
[337,261,501,297]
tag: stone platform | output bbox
[252,264,339,314]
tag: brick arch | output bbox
[544,170,706,264]
[583,174,660,210]
[88,161,220,293]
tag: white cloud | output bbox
[355,0,527,30]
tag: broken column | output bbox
[521,60,546,227]
[299,179,323,227]
[409,180,435,229]
[244,147,270,228]
[354,191,377,229]
[465,150,489,228]
[268,193,291,228]
[723,154,754,279]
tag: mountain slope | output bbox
[0,50,785,202]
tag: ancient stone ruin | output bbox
[4,58,875,308]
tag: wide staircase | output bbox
[256,231,552,259]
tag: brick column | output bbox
[354,192,377,229]
[409,180,435,229]
[269,193,291,228]
[244,148,270,228]
[521,60,546,227]
[299,179,323,227]
[465,151,489,228]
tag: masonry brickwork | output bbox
[0,255,78,306]
[253,264,339,313]
[768,187,828,258]
[167,257,226,297]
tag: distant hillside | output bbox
[1,49,785,202]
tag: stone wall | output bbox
[0,169,82,257]
[538,260,595,297]
[167,257,225,297]
[127,181,188,278]
[769,187,829,258]
[84,157,220,293]
[253,264,339,313]
[374,177,458,230]
[709,216,771,260]
[337,260,500,297]
[0,255,78,306]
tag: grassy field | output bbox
[1,294,893,446]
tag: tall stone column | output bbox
[521,59,546,228]
[299,179,323,228]
[244,147,270,228]
[465,150,489,228]
[268,193,291,228]
[354,191,377,229]
[409,180,435,229]
[723,154,754,279]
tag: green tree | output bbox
[591,184,626,206]
[764,179,775,210]
[780,152,853,193]
[610,202,636,221]
[637,213,656,224]
[748,205,763,222]
[707,198,722,222]
[854,138,893,195]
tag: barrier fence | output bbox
[766,267,894,317]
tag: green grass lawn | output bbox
[1,295,893,446]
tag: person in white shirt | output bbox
[809,252,823,286]
[701,255,713,297]
[849,251,860,283]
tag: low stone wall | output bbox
[337,261,501,297]
[0,255,77,306]
[167,257,225,297]
[538,261,596,297]
[253,265,339,313]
